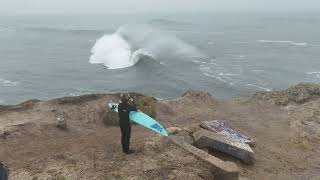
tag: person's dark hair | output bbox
[120,94,130,104]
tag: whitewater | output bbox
[89,25,203,69]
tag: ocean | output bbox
[0,12,319,104]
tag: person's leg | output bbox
[119,121,127,153]
[127,125,131,151]
[123,125,130,153]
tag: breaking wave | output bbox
[89,25,202,69]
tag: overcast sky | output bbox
[1,0,319,14]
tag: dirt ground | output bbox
[0,85,320,180]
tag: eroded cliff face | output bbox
[0,84,319,180]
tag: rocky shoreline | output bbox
[0,83,320,180]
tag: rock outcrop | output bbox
[254,83,320,106]
[1,84,320,180]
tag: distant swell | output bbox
[25,27,102,34]
[89,25,202,69]
[258,40,308,47]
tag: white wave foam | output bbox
[307,71,320,74]
[258,40,308,47]
[69,89,95,96]
[307,72,320,79]
[0,79,19,87]
[252,69,265,73]
[219,73,237,76]
[258,40,292,43]
[198,61,271,90]
[246,84,271,91]
[290,42,308,46]
[90,25,203,69]
[199,63,232,84]
[89,33,138,69]
[232,41,249,44]
[192,60,208,64]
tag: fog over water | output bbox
[1,0,320,14]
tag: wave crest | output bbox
[89,25,202,69]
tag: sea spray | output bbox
[89,33,135,69]
[89,25,203,69]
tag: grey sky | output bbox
[1,0,320,14]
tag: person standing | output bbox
[118,94,137,154]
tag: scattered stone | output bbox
[56,116,67,129]
[144,141,157,152]
[142,160,158,171]
[183,123,201,134]
[166,127,182,135]
[194,129,255,164]
[175,172,203,180]
[168,174,176,180]
[127,176,141,180]
[0,130,10,139]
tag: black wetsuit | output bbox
[0,163,9,180]
[118,103,137,153]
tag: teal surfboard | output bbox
[108,101,169,137]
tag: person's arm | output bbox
[127,104,137,112]
[127,97,138,112]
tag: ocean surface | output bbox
[0,12,320,104]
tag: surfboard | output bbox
[108,101,169,137]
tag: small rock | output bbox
[144,141,158,152]
[168,174,176,180]
[175,172,203,180]
[56,116,67,129]
[183,124,201,134]
[127,176,141,180]
[143,160,158,171]
[0,130,10,139]
[166,127,182,135]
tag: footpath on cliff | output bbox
[0,83,320,180]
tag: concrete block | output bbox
[170,136,239,180]
[194,129,255,164]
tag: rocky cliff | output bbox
[0,84,319,180]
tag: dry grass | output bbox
[136,96,157,118]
